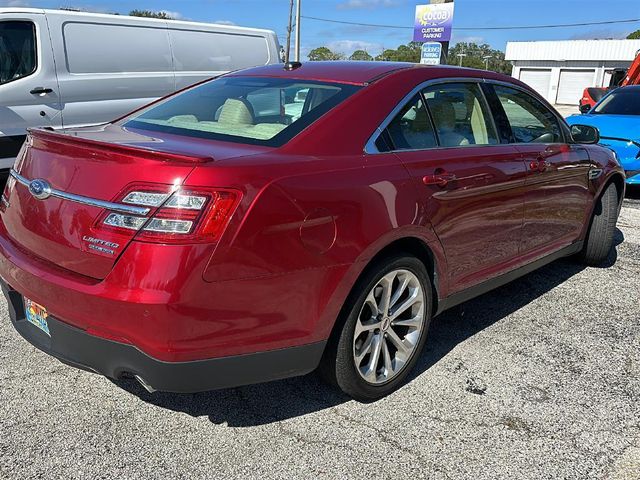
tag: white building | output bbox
[505,39,640,105]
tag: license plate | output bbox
[24,298,50,336]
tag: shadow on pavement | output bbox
[624,185,640,201]
[114,229,624,426]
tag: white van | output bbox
[0,8,281,169]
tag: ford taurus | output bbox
[0,62,624,401]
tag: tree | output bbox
[628,30,640,40]
[349,50,373,61]
[375,49,400,61]
[130,9,173,19]
[447,42,512,75]
[308,47,343,61]
[374,42,422,62]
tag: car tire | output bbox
[579,182,619,266]
[319,254,433,402]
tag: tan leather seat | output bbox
[427,98,469,147]
[218,98,254,125]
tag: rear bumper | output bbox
[2,280,326,393]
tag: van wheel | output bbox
[579,182,619,266]
[320,255,432,402]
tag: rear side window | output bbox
[124,76,359,146]
[0,21,36,85]
[63,22,172,73]
[383,95,437,151]
[423,83,498,147]
[493,85,562,143]
[169,30,270,72]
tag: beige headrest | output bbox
[428,98,456,131]
[218,98,253,125]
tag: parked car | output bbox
[579,49,640,110]
[0,7,280,172]
[0,62,624,401]
[568,85,640,184]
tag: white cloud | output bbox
[450,35,485,46]
[1,0,31,6]
[160,10,184,20]
[570,28,628,40]
[337,0,400,10]
[327,39,383,55]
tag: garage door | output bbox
[556,69,595,105]
[519,69,552,100]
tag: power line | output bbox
[301,15,640,31]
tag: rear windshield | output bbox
[124,76,360,146]
[592,88,640,116]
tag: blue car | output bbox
[566,85,640,185]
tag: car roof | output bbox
[229,61,519,88]
[228,61,464,86]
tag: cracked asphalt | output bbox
[1,192,639,480]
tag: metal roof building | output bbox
[505,39,640,106]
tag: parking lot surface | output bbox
[1,195,639,480]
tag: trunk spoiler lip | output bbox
[27,127,214,164]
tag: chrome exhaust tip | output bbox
[134,375,156,393]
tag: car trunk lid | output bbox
[1,128,205,280]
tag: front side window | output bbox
[0,21,37,85]
[493,85,562,143]
[124,77,359,146]
[381,95,437,151]
[423,83,498,147]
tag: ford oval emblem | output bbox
[28,179,52,200]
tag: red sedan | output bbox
[0,62,624,401]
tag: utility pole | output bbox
[430,0,453,64]
[457,53,466,67]
[483,55,493,70]
[284,0,294,63]
[294,0,301,62]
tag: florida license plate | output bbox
[24,298,50,336]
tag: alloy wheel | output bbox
[352,269,426,385]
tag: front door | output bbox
[380,82,527,293]
[488,84,592,253]
[0,13,62,166]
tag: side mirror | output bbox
[570,124,599,144]
[579,103,591,114]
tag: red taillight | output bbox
[96,184,241,244]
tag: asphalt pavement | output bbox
[1,192,639,480]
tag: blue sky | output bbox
[2,0,639,58]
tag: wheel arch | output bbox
[607,173,625,205]
[595,172,625,216]
[321,235,443,352]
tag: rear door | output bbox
[0,12,62,166]
[380,81,527,293]
[487,83,592,253]
[168,26,277,90]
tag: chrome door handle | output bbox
[423,173,456,187]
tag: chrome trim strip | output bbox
[9,169,150,216]
[364,76,571,155]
